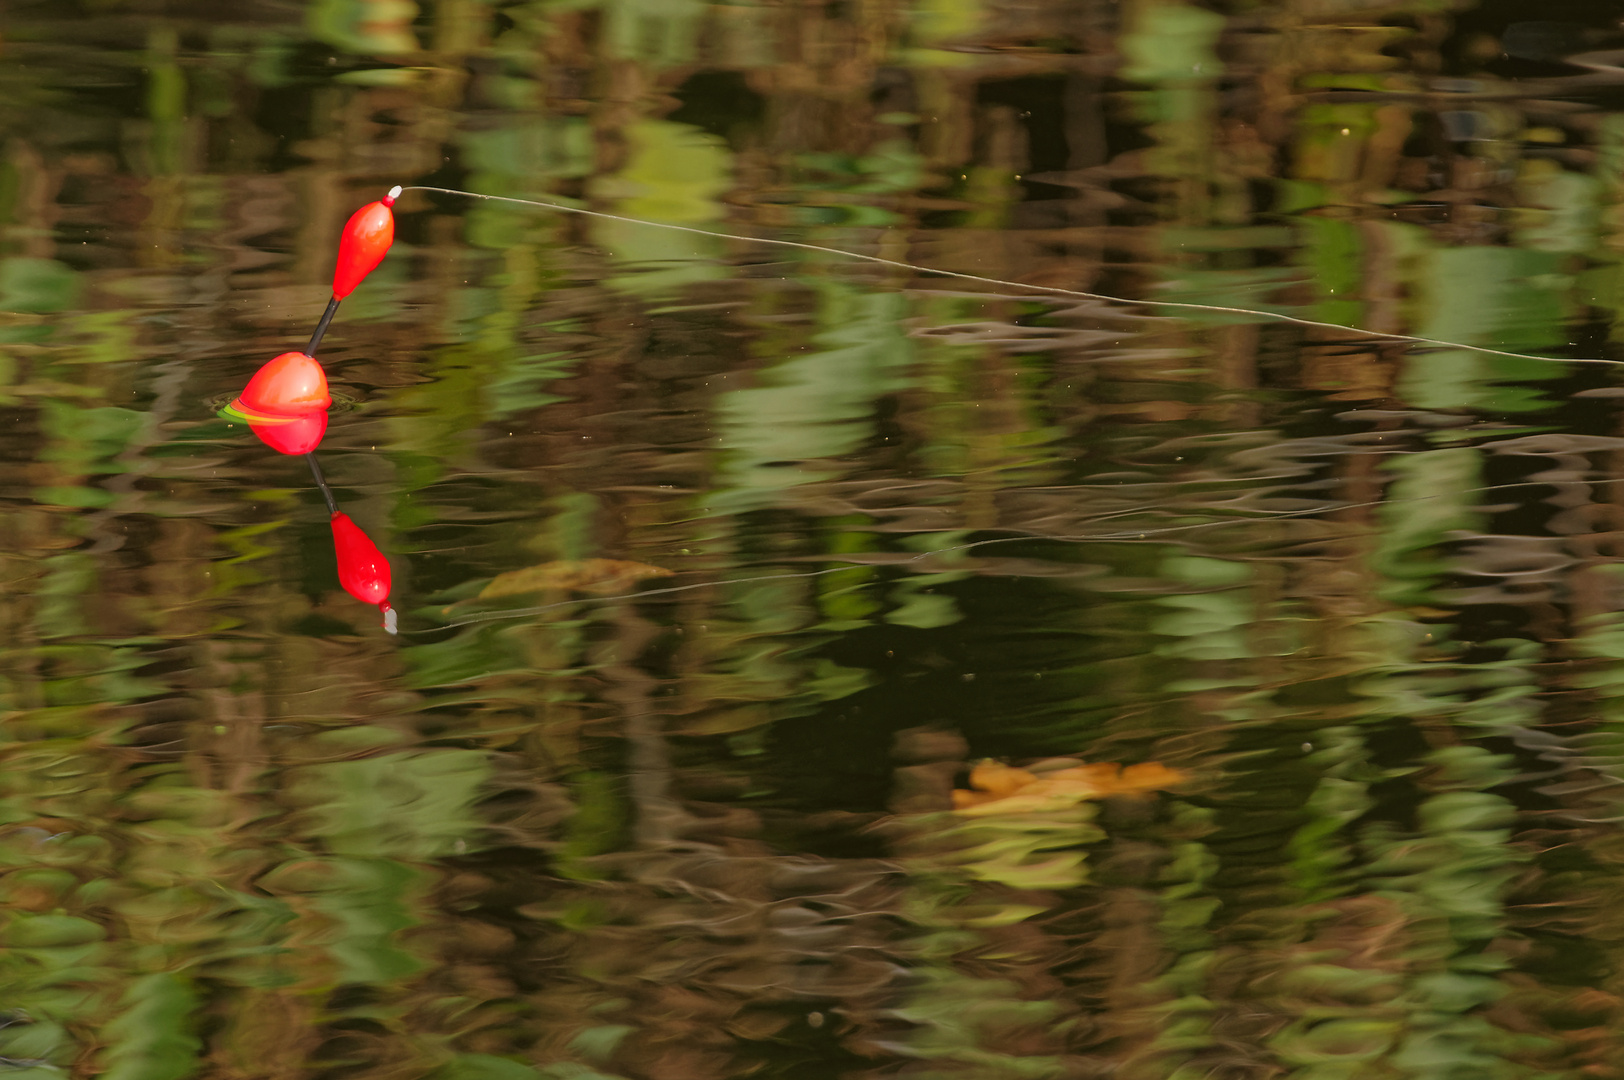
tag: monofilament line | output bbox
[407,465,1618,635]
[400,184,1612,368]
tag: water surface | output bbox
[4,1,1624,1076]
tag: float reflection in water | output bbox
[330,511,396,635]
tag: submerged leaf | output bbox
[435,1054,544,1080]
[952,758,1188,813]
[99,973,200,1080]
[479,559,673,599]
[968,761,1038,798]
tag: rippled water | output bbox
[7,1,1624,1076]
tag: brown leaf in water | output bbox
[478,558,673,599]
[952,758,1187,814]
[1114,762,1188,794]
[969,761,1038,797]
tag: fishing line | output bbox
[399,184,1617,368]
[372,184,1624,635]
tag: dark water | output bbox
[6,0,1624,1076]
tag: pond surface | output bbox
[6,0,1624,1076]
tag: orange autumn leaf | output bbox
[951,788,1004,810]
[951,758,1187,814]
[968,761,1037,798]
[1044,763,1120,790]
[478,558,673,599]
[1115,762,1188,794]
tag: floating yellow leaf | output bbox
[479,559,673,599]
[952,758,1187,814]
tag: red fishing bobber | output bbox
[331,511,396,634]
[225,350,333,456]
[233,351,332,416]
[332,185,400,301]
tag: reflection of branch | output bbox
[84,355,189,555]
[603,604,689,848]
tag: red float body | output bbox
[248,410,328,456]
[235,351,331,416]
[332,191,396,300]
[331,511,391,606]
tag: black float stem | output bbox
[304,298,341,515]
[305,296,340,356]
[305,452,338,515]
